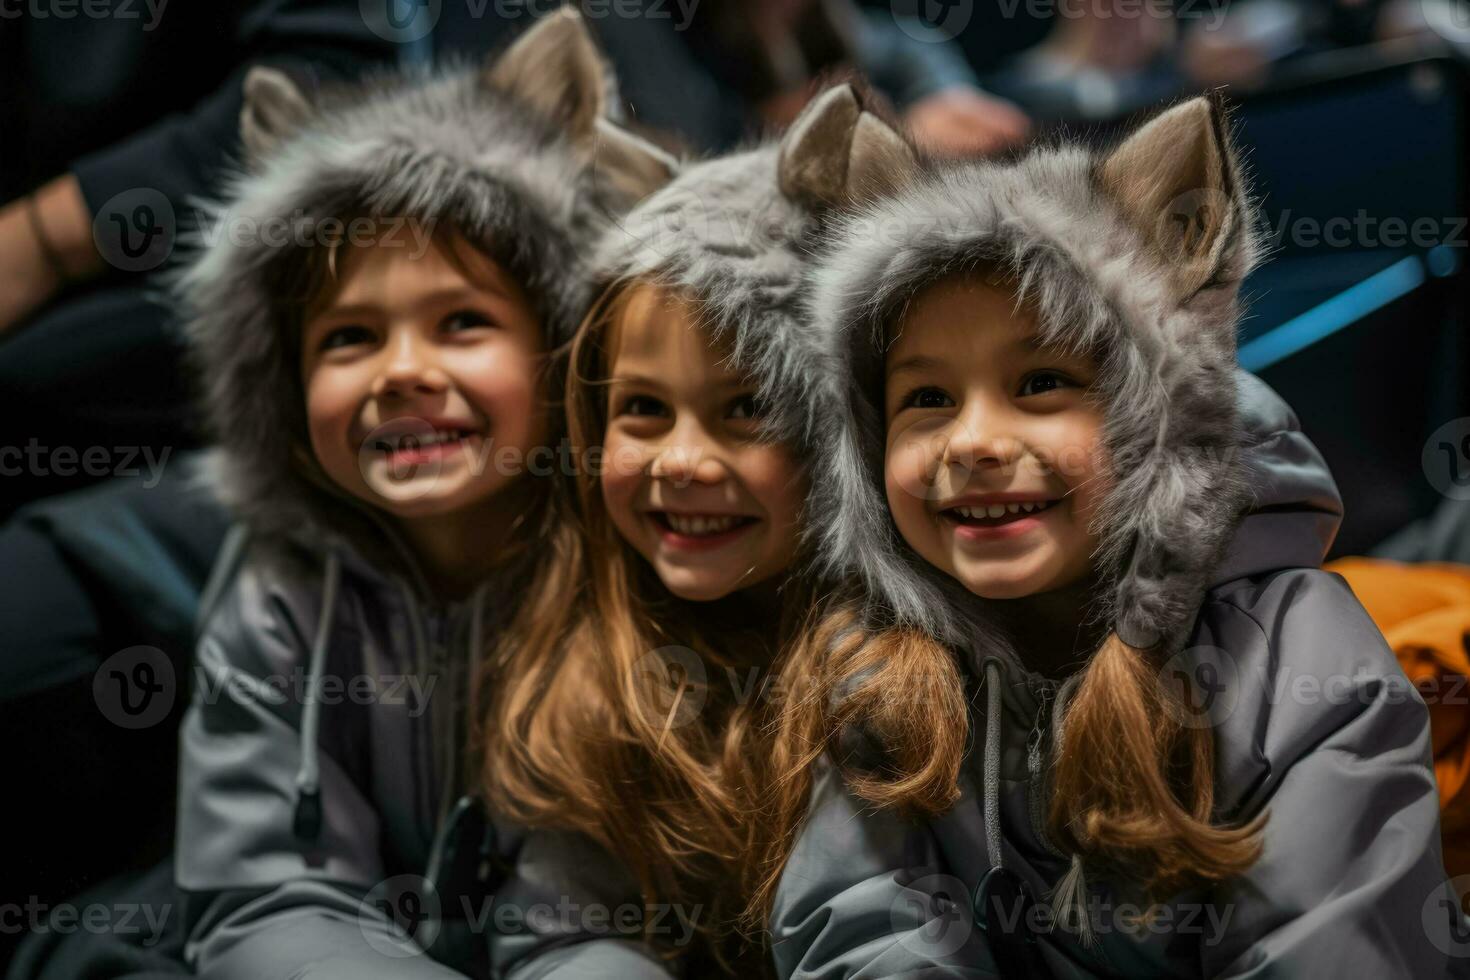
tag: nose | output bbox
[370,328,450,399]
[647,416,731,487]
[940,401,1022,475]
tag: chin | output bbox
[951,564,1052,600]
[368,480,497,520]
[657,572,736,604]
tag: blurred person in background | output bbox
[433,0,1033,156]
[0,3,395,973]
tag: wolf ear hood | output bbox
[590,83,917,452]
[178,7,673,540]
[808,95,1265,653]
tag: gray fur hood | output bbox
[175,8,669,550]
[589,83,918,452]
[805,95,1276,655]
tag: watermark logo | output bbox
[93,646,175,729]
[360,874,442,957]
[93,188,174,273]
[633,645,708,730]
[1423,874,1470,957]
[1424,418,1470,501]
[1157,645,1239,730]
[892,874,974,957]
[358,417,452,504]
[891,0,973,43]
[360,0,440,43]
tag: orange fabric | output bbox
[1327,557,1470,878]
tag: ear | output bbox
[1098,96,1244,297]
[484,6,611,142]
[778,84,919,210]
[593,118,679,202]
[240,66,313,164]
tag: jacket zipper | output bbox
[1026,684,1067,858]
[402,589,439,845]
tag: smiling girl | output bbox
[764,96,1465,977]
[477,84,914,975]
[171,11,684,978]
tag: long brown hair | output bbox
[477,280,813,973]
[747,268,1266,922]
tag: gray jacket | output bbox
[770,97,1465,977]
[177,529,674,979]
[770,377,1465,977]
[172,9,679,978]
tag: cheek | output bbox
[1041,416,1109,549]
[883,426,935,533]
[740,446,806,531]
[1034,415,1105,486]
[598,428,647,535]
[454,345,545,439]
[303,367,363,458]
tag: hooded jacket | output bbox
[471,82,913,979]
[173,10,677,979]
[768,98,1465,976]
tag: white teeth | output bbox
[387,429,465,449]
[951,501,1053,520]
[665,513,741,536]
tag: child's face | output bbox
[600,287,806,602]
[300,228,548,521]
[883,275,1108,600]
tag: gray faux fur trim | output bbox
[174,60,617,543]
[590,143,825,452]
[805,126,1263,655]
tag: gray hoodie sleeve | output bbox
[1197,568,1463,977]
[489,829,679,980]
[770,762,999,979]
[176,551,463,979]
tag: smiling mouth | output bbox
[650,512,758,538]
[372,429,477,452]
[941,500,1059,528]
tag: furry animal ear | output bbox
[1099,95,1243,298]
[778,83,919,210]
[484,6,611,143]
[239,66,314,165]
[593,117,679,202]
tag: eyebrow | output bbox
[886,353,952,378]
[606,368,753,391]
[313,285,510,322]
[605,372,669,390]
[887,332,1078,373]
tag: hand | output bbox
[0,174,102,336]
[904,86,1032,159]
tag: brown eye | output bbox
[620,395,666,418]
[903,387,954,410]
[442,310,494,333]
[319,325,374,352]
[728,393,764,420]
[1018,371,1073,397]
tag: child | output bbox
[766,96,1465,975]
[173,10,674,978]
[475,84,915,976]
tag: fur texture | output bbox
[803,96,1263,655]
[175,9,656,544]
[591,84,917,455]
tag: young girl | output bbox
[173,11,674,978]
[766,97,1465,975]
[476,84,916,976]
